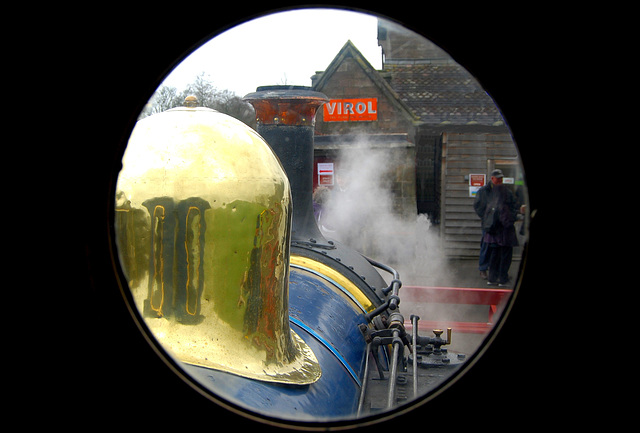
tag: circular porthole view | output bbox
[111,7,528,429]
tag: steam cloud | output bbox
[315,142,494,355]
[316,144,448,287]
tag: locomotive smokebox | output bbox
[244,86,330,247]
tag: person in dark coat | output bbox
[482,183,519,286]
[473,169,503,279]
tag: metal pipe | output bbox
[371,339,386,380]
[357,342,372,417]
[411,315,419,399]
[387,329,401,409]
[365,256,400,281]
[365,256,402,310]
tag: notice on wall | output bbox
[318,163,334,186]
[323,98,377,122]
[469,173,485,197]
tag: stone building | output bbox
[310,19,522,258]
[311,40,418,219]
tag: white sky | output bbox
[159,8,383,97]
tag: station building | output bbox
[310,19,521,259]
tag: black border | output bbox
[70,3,561,431]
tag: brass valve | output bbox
[432,328,452,345]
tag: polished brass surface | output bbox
[115,104,321,384]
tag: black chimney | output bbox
[244,86,330,247]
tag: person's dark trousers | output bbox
[487,244,513,284]
[479,231,489,271]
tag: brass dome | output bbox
[115,103,320,384]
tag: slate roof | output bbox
[384,62,505,126]
[312,38,506,129]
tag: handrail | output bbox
[402,285,513,334]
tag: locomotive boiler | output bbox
[114,87,464,425]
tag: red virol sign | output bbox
[323,98,377,122]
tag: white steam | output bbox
[314,143,492,354]
[315,145,448,287]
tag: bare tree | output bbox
[138,85,182,118]
[210,88,256,126]
[183,73,218,109]
[278,73,289,85]
[139,72,255,127]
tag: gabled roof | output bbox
[384,62,505,127]
[312,40,419,123]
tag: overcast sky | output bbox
[159,8,383,97]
